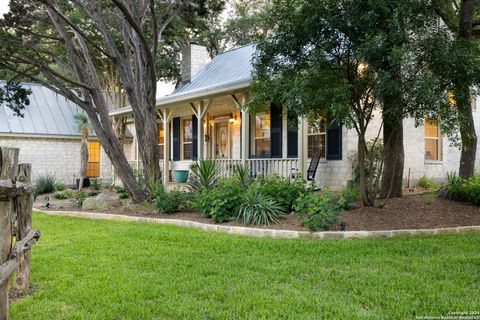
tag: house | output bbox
[109,43,480,189]
[0,82,112,185]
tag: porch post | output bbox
[241,109,249,164]
[160,108,173,187]
[298,117,307,179]
[191,99,212,161]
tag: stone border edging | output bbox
[33,208,480,240]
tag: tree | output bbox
[0,0,224,202]
[431,0,480,178]
[73,112,90,191]
[251,0,450,203]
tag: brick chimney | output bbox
[181,43,210,83]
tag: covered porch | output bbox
[111,90,308,186]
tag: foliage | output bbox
[118,192,130,200]
[73,190,87,207]
[190,177,243,223]
[188,159,221,192]
[255,175,310,211]
[233,163,253,190]
[338,186,359,210]
[155,188,186,214]
[237,184,286,225]
[444,172,480,205]
[293,191,342,232]
[53,189,76,200]
[114,186,127,194]
[419,176,437,190]
[87,190,100,197]
[90,178,100,191]
[34,174,56,195]
[0,80,31,117]
[54,182,66,192]
[146,178,165,199]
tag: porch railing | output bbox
[215,158,299,179]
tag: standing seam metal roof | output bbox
[0,81,84,136]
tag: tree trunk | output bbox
[455,83,477,178]
[0,147,19,320]
[380,108,404,199]
[358,133,374,206]
[78,139,88,191]
[456,0,477,178]
[13,164,32,293]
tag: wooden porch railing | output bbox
[215,158,299,179]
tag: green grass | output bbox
[10,212,480,319]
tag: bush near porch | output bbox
[9,212,480,319]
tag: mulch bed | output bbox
[35,189,480,232]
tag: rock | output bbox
[82,197,121,211]
[95,192,118,201]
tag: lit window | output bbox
[86,141,100,177]
[157,123,164,160]
[251,109,271,157]
[308,118,326,159]
[424,118,441,161]
[183,119,193,160]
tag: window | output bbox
[183,119,193,160]
[86,141,100,177]
[251,109,271,157]
[157,123,164,160]
[308,118,326,159]
[424,118,441,161]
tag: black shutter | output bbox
[287,112,298,158]
[270,103,282,158]
[192,115,198,160]
[172,117,180,161]
[326,123,342,160]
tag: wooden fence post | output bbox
[13,164,32,292]
[0,147,19,320]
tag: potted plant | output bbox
[174,170,189,183]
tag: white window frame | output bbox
[250,109,271,158]
[157,122,164,160]
[181,118,193,160]
[307,118,327,160]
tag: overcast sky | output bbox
[0,1,8,17]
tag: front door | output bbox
[215,123,229,159]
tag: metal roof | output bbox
[109,43,256,117]
[0,82,84,137]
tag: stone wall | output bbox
[0,135,112,185]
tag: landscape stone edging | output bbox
[33,208,480,240]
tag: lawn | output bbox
[10,212,480,320]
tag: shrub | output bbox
[54,182,66,191]
[34,174,56,195]
[419,176,436,189]
[91,178,101,190]
[118,192,130,199]
[337,186,359,210]
[114,186,127,194]
[146,178,164,199]
[237,185,286,225]
[53,191,67,200]
[255,175,310,212]
[233,164,253,190]
[73,190,87,207]
[444,172,480,205]
[154,188,186,214]
[54,189,76,200]
[87,190,100,197]
[293,191,341,232]
[188,159,221,192]
[190,177,242,223]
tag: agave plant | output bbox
[237,186,286,226]
[233,163,253,190]
[188,159,221,192]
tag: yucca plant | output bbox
[34,174,56,195]
[188,159,221,192]
[237,185,286,226]
[233,163,253,190]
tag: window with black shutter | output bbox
[172,117,180,161]
[326,123,342,160]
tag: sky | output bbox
[0,1,8,17]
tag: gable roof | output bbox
[109,43,256,116]
[0,82,85,137]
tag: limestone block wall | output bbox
[0,135,112,185]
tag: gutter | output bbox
[108,79,251,117]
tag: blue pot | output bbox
[174,170,189,183]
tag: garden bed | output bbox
[34,189,480,232]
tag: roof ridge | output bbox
[215,42,256,57]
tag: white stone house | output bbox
[0,82,112,185]
[109,43,480,189]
